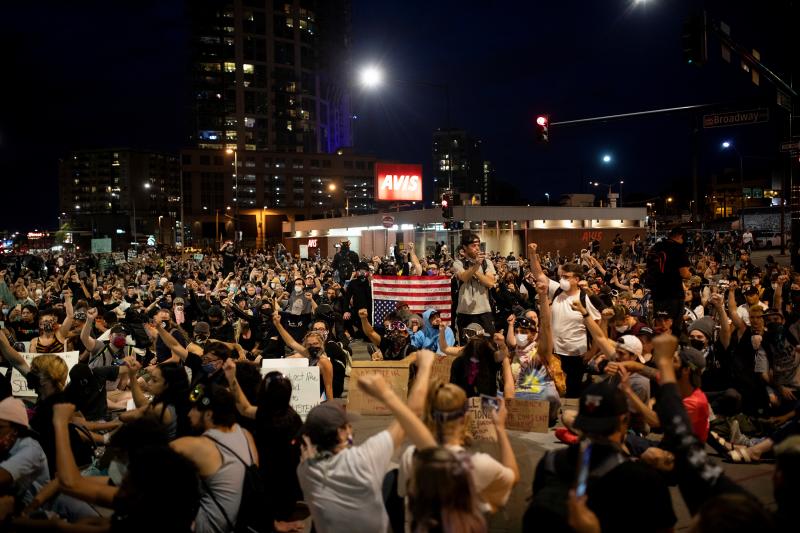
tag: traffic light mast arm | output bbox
[548,103,711,127]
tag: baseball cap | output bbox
[0,397,30,429]
[654,311,671,320]
[616,335,642,358]
[573,381,628,436]
[744,286,759,296]
[298,401,357,445]
[174,297,185,306]
[631,323,654,337]
[678,345,706,371]
[194,321,210,335]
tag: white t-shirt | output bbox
[548,279,601,356]
[297,430,394,533]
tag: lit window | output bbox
[286,18,294,28]
[244,117,255,128]
[286,121,293,131]
[224,62,236,73]
[243,64,254,74]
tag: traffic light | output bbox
[535,115,549,143]
[681,12,707,66]
[441,192,453,219]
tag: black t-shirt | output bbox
[222,250,236,276]
[528,443,676,533]
[648,239,690,299]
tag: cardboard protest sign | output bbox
[11,351,80,398]
[466,397,497,442]
[430,355,456,384]
[348,360,411,415]
[260,362,320,420]
[504,398,550,433]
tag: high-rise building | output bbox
[58,149,180,244]
[432,129,487,203]
[187,0,352,154]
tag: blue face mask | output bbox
[202,363,217,374]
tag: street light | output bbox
[327,183,352,216]
[132,182,152,246]
[721,140,745,226]
[590,179,624,207]
[544,192,550,205]
[602,154,612,164]
[359,66,383,88]
[358,65,452,191]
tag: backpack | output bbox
[203,435,272,533]
[644,243,667,287]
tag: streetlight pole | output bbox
[722,141,745,229]
[545,192,550,205]
[132,182,151,246]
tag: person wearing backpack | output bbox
[645,227,692,335]
[171,383,265,533]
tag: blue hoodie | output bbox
[411,309,455,353]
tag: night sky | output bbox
[0,0,794,231]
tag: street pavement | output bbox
[342,339,777,532]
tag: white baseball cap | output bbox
[616,335,643,358]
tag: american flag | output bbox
[372,275,453,326]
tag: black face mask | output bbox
[307,346,321,360]
[689,338,706,351]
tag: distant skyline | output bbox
[0,0,794,230]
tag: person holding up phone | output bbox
[524,378,676,532]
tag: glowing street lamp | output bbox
[359,66,383,88]
[602,154,612,164]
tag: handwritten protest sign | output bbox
[348,360,411,415]
[112,252,125,264]
[11,351,80,398]
[261,358,309,369]
[193,254,204,262]
[505,398,550,433]
[430,355,455,384]
[466,397,497,442]
[127,250,137,260]
[260,363,320,420]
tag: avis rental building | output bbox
[282,163,647,258]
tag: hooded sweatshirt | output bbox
[410,309,455,353]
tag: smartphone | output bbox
[575,439,593,498]
[480,394,499,414]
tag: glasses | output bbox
[387,321,408,332]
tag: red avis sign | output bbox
[375,163,423,202]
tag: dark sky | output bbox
[0,0,794,231]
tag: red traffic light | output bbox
[536,116,548,126]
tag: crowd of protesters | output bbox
[0,228,797,532]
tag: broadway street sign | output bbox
[703,108,769,128]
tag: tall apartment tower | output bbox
[188,0,353,154]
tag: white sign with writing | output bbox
[11,351,80,398]
[261,358,309,369]
[260,362,319,420]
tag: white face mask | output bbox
[615,325,628,333]
[559,278,571,292]
[515,333,531,346]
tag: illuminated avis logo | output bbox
[375,163,423,202]
[380,173,420,192]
